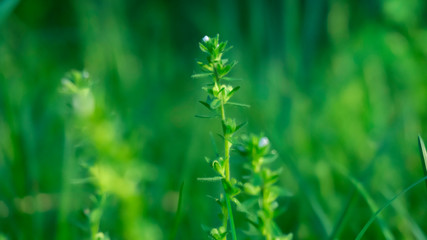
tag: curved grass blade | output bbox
[328,189,357,240]
[329,162,394,240]
[417,135,427,191]
[346,174,393,239]
[224,193,237,240]
[355,176,427,240]
[169,182,185,240]
[382,188,427,240]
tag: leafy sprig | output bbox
[195,35,292,240]
[236,134,293,240]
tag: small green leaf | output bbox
[194,114,218,119]
[219,61,237,78]
[197,177,223,182]
[223,46,234,53]
[203,65,213,72]
[243,183,261,195]
[222,118,237,135]
[218,41,227,52]
[201,86,214,95]
[192,73,213,79]
[212,160,225,177]
[222,77,242,81]
[199,42,209,53]
[227,86,240,99]
[217,86,225,96]
[263,151,278,163]
[209,99,221,109]
[222,179,240,197]
[226,102,250,108]
[198,101,211,110]
[235,121,247,133]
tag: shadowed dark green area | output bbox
[0,0,426,239]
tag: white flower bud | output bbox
[82,70,90,79]
[202,35,210,42]
[258,137,269,148]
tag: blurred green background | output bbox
[1,0,427,239]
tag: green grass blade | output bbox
[330,162,394,240]
[382,188,427,240]
[348,175,393,239]
[225,193,237,240]
[355,176,427,240]
[169,182,185,240]
[417,135,427,191]
[328,189,357,240]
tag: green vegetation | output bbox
[195,35,292,240]
[1,0,427,239]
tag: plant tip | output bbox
[202,35,210,43]
[258,137,269,148]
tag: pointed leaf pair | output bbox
[227,86,240,100]
[226,102,251,108]
[192,72,213,79]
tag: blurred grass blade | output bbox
[330,162,394,240]
[328,190,357,240]
[226,102,250,108]
[169,182,184,240]
[417,135,427,191]
[347,174,393,239]
[382,188,427,240]
[355,175,427,240]
[0,0,19,24]
[224,193,237,240]
[197,177,223,182]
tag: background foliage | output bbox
[0,0,426,239]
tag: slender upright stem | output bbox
[221,103,231,181]
[225,193,238,240]
[215,66,236,240]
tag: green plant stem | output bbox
[221,103,231,181]
[215,67,236,240]
[225,193,238,240]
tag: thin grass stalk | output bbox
[355,176,427,240]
